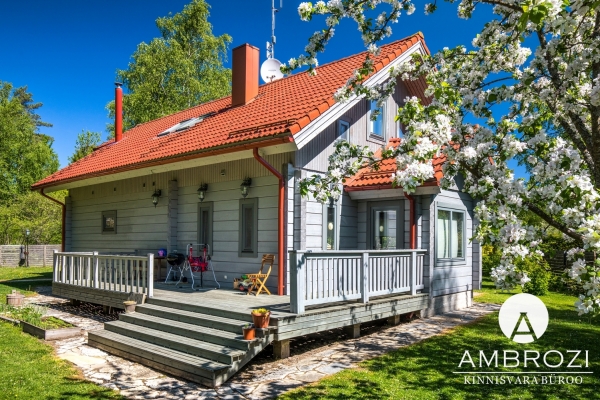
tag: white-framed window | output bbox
[322,201,338,250]
[368,100,385,140]
[337,120,350,142]
[396,119,404,138]
[436,208,465,260]
[239,198,258,257]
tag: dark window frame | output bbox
[101,210,117,234]
[238,198,258,258]
[322,201,340,250]
[197,202,213,255]
[367,201,404,250]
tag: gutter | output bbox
[39,188,66,252]
[33,134,295,191]
[252,148,285,296]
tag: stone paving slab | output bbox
[23,286,499,399]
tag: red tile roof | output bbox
[344,138,444,191]
[33,33,427,190]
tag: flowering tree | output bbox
[286,0,600,314]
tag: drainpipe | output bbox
[404,193,416,249]
[115,82,123,142]
[252,148,285,296]
[39,188,66,252]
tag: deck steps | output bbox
[88,301,273,387]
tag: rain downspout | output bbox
[252,148,285,296]
[404,193,416,249]
[39,188,66,252]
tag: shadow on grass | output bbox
[281,300,600,400]
[44,376,124,400]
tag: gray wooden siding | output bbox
[296,80,409,172]
[430,188,475,297]
[339,192,357,250]
[67,153,293,294]
[65,196,72,251]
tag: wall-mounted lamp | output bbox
[240,177,252,198]
[151,189,162,207]
[197,183,208,202]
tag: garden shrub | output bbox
[520,257,551,296]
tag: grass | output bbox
[280,279,600,399]
[0,322,123,399]
[0,267,53,303]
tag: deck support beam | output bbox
[344,323,361,339]
[387,315,401,326]
[273,339,290,359]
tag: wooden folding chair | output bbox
[247,254,274,296]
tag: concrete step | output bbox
[89,329,230,388]
[104,321,246,364]
[119,312,255,350]
[136,303,249,334]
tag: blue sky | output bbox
[2,1,501,170]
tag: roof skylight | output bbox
[158,112,215,137]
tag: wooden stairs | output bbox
[88,298,274,388]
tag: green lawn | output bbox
[0,267,53,302]
[0,322,123,399]
[0,266,123,399]
[280,280,600,399]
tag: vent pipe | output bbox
[232,44,259,107]
[115,82,123,142]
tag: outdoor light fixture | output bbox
[151,189,162,207]
[240,177,252,198]
[197,183,208,202]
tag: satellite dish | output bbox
[261,58,284,83]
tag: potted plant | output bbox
[242,323,255,340]
[251,308,271,328]
[123,300,137,313]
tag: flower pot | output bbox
[242,327,255,340]
[6,290,24,307]
[251,312,271,328]
[123,301,136,313]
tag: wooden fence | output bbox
[289,249,427,314]
[53,251,154,298]
[0,245,61,267]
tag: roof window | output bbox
[158,112,215,137]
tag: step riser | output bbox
[136,306,245,334]
[147,298,254,322]
[104,323,240,364]
[88,334,223,388]
[119,313,250,350]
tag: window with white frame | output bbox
[436,208,465,260]
[337,120,350,142]
[369,100,385,140]
[396,119,404,138]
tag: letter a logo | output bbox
[499,293,549,344]
[509,312,538,341]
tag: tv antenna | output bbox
[261,0,284,83]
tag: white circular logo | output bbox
[498,293,549,343]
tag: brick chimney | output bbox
[231,44,259,107]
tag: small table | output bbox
[155,256,166,281]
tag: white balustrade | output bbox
[52,251,154,297]
[290,249,426,314]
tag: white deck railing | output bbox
[52,251,154,297]
[289,249,426,314]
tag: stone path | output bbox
[24,287,500,399]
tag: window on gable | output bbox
[436,208,465,261]
[239,198,258,257]
[337,120,350,142]
[369,100,385,140]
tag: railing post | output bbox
[147,253,154,298]
[360,252,369,303]
[93,252,99,288]
[61,255,67,283]
[289,250,305,314]
[410,250,417,295]
[53,250,59,283]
